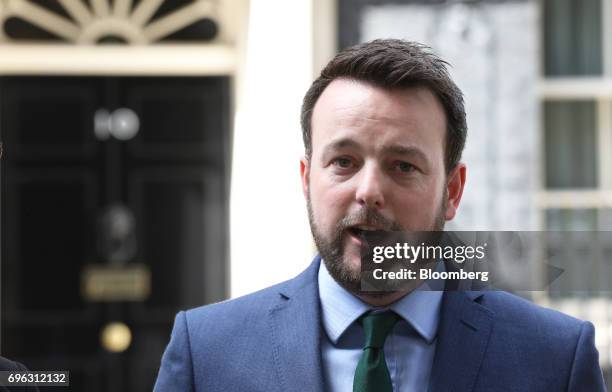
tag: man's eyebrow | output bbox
[382,145,430,163]
[321,140,431,165]
[321,138,362,157]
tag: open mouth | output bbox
[347,226,389,245]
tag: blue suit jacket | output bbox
[154,257,606,391]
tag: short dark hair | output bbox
[300,39,467,173]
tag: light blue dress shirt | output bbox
[318,261,443,392]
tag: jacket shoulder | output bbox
[481,291,586,332]
[181,278,293,337]
[0,356,27,371]
[478,291,592,361]
[474,291,605,390]
[183,258,320,329]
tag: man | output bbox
[154,39,606,391]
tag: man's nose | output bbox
[355,164,385,209]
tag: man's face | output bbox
[300,78,465,295]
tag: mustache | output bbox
[335,207,403,234]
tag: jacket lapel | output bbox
[268,257,325,392]
[429,291,494,392]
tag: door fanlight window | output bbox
[0,0,219,44]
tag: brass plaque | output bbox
[81,264,151,302]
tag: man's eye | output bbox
[333,157,353,168]
[394,161,416,173]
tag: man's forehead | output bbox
[314,78,442,114]
[310,78,447,150]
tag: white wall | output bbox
[230,0,317,297]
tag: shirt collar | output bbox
[318,259,443,345]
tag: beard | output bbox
[306,192,448,299]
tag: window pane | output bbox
[546,208,597,230]
[544,101,597,189]
[545,209,612,297]
[543,0,602,76]
[546,208,612,229]
[545,209,594,298]
[598,209,612,230]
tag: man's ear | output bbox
[300,156,310,199]
[445,163,466,221]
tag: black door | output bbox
[0,76,230,391]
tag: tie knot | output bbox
[360,311,400,349]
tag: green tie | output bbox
[353,311,400,392]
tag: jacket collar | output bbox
[269,256,325,392]
[429,290,494,392]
